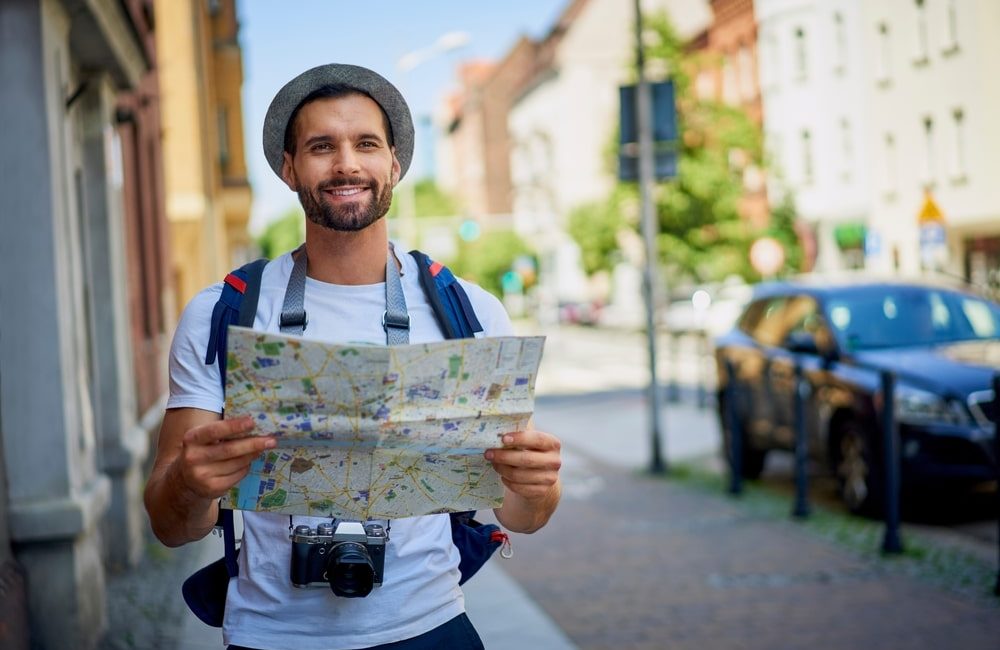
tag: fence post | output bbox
[792,362,811,519]
[881,370,904,554]
[726,359,743,496]
[993,373,999,596]
[697,332,709,409]
[668,332,681,403]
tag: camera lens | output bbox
[326,542,375,598]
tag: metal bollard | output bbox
[697,332,709,410]
[792,362,811,519]
[993,374,999,596]
[668,332,681,403]
[725,359,743,496]
[881,370,904,554]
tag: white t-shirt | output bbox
[166,248,513,650]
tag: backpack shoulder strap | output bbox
[410,249,483,340]
[204,257,267,580]
[204,258,268,387]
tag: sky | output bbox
[237,0,568,233]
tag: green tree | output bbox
[447,229,534,299]
[256,207,305,259]
[387,179,460,218]
[567,12,802,284]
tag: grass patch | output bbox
[655,460,999,606]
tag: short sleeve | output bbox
[166,284,225,413]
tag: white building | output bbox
[756,0,873,271]
[862,0,1000,281]
[507,0,709,311]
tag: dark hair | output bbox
[283,83,395,155]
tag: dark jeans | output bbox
[226,612,484,650]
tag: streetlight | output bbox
[396,31,471,245]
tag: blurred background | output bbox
[1,0,999,648]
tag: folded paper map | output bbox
[221,327,545,520]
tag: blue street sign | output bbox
[619,80,678,182]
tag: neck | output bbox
[302,219,391,285]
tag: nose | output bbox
[330,146,361,175]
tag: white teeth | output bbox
[328,188,364,197]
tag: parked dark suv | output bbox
[715,276,999,514]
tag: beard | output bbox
[298,175,393,232]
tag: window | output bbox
[839,118,853,182]
[794,27,808,80]
[738,44,756,101]
[922,116,936,187]
[949,108,967,181]
[722,55,739,105]
[217,106,230,169]
[943,0,960,53]
[876,23,891,85]
[800,129,814,184]
[833,12,847,73]
[763,32,780,89]
[913,0,929,64]
[882,133,897,196]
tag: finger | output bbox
[493,464,560,485]
[193,463,257,499]
[486,448,561,471]
[192,449,267,479]
[187,435,275,464]
[184,415,256,445]
[496,429,561,452]
[500,477,557,499]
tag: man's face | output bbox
[281,94,400,232]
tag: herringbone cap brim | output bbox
[262,63,414,180]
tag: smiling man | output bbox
[143,64,562,650]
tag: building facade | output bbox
[756,0,873,271]
[861,0,1000,282]
[0,0,170,647]
[155,0,253,313]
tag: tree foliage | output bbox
[566,11,802,284]
[256,207,305,259]
[387,179,460,219]
[447,229,534,299]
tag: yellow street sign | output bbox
[918,191,946,224]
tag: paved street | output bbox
[103,324,1000,649]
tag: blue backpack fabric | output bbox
[183,249,504,628]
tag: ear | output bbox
[280,152,298,191]
[390,148,401,187]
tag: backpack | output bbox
[182,249,509,628]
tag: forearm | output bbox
[493,479,561,533]
[144,462,218,547]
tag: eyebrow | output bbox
[303,132,387,149]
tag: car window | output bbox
[751,297,792,347]
[737,299,768,335]
[824,285,1000,349]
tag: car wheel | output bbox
[718,393,768,480]
[835,419,884,516]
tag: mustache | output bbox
[318,177,374,191]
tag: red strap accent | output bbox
[429,261,444,277]
[224,273,247,294]
[490,530,508,544]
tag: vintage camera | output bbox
[290,521,387,598]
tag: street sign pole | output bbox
[634,0,666,474]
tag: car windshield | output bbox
[823,285,1000,350]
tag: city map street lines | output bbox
[221,327,545,520]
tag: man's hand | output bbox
[176,415,277,500]
[144,408,277,547]
[486,427,562,533]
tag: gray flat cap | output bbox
[262,63,414,180]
